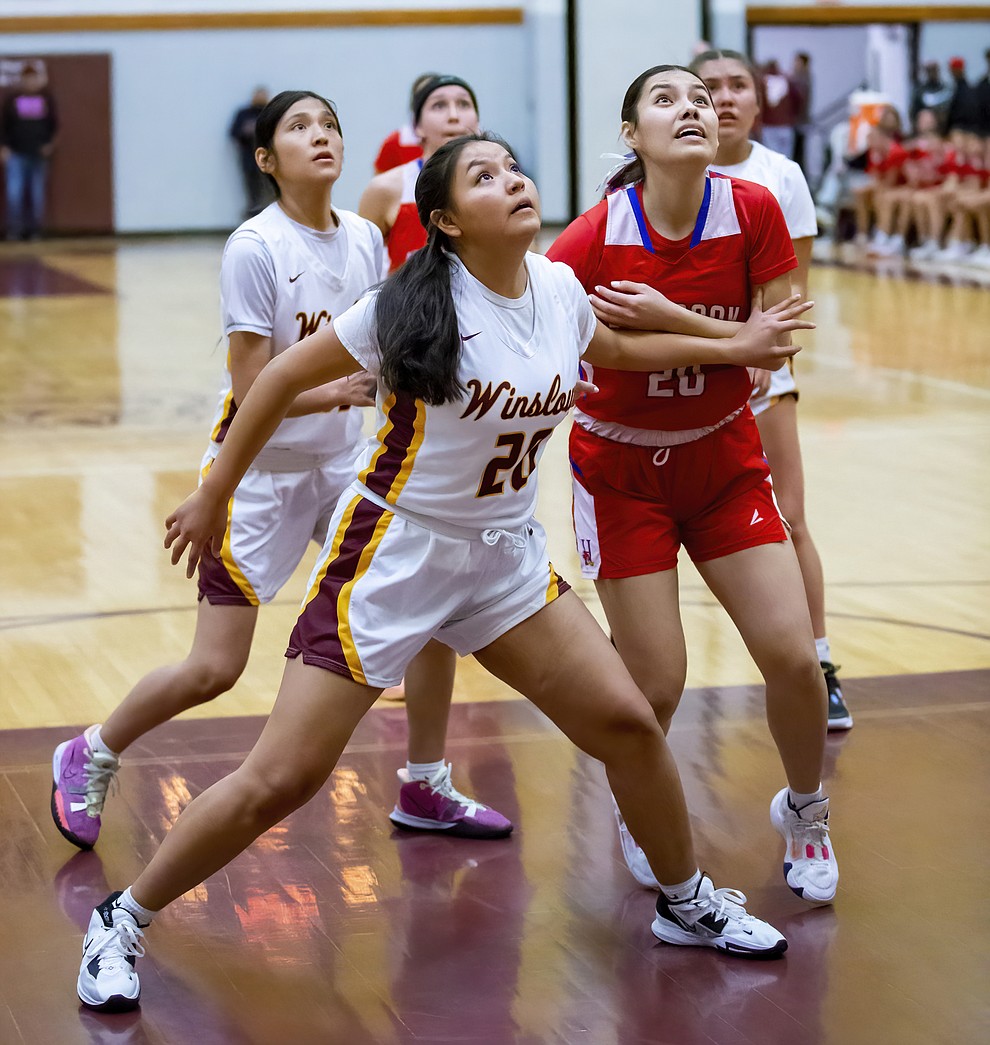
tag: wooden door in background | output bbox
[0,52,113,235]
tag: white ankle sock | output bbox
[115,887,157,926]
[406,759,445,781]
[660,869,702,903]
[788,785,825,809]
[815,637,831,663]
[87,725,120,759]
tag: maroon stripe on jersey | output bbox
[285,497,388,674]
[215,401,237,444]
[362,391,419,501]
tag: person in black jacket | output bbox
[1,63,58,241]
[945,57,980,134]
[229,86,272,218]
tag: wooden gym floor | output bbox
[0,236,987,1044]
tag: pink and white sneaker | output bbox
[770,788,838,905]
[389,763,512,840]
[51,727,120,850]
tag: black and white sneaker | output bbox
[652,875,787,959]
[77,892,144,1012]
[822,662,853,731]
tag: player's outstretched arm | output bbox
[583,289,812,373]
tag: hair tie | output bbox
[598,152,637,197]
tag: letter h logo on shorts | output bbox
[579,539,595,567]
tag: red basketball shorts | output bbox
[569,410,788,579]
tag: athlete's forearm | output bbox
[588,326,738,371]
[202,358,306,500]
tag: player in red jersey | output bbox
[547,65,838,907]
[360,74,479,273]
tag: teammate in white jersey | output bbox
[51,91,510,860]
[691,49,852,730]
[73,132,819,1012]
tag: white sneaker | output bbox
[865,230,889,255]
[909,239,940,261]
[962,244,990,268]
[652,874,787,959]
[610,793,660,889]
[77,893,144,1011]
[770,788,838,905]
[933,241,974,262]
[874,233,905,257]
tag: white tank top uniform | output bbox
[709,140,817,415]
[200,203,386,605]
[285,252,597,688]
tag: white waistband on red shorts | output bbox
[573,405,746,447]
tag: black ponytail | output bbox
[375,131,513,406]
[376,226,461,406]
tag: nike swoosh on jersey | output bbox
[460,331,482,341]
[289,272,305,283]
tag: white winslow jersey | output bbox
[209,203,386,456]
[709,141,817,239]
[333,252,596,530]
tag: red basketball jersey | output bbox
[386,159,426,274]
[373,126,423,174]
[546,173,797,432]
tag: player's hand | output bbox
[164,489,228,579]
[589,281,684,331]
[730,290,812,368]
[327,373,376,409]
[749,367,772,398]
[573,378,599,399]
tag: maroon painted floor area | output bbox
[2,672,987,1044]
[0,257,109,297]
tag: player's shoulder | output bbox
[362,164,405,205]
[528,251,586,307]
[713,171,783,221]
[552,198,608,248]
[335,208,383,244]
[713,168,775,201]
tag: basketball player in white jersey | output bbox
[51,92,510,859]
[691,48,852,730]
[74,132,818,1012]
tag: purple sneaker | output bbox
[52,728,120,850]
[389,763,512,839]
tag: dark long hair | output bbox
[603,65,712,195]
[375,131,513,406]
[253,90,341,198]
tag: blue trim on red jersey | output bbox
[625,186,655,254]
[690,174,713,249]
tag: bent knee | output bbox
[761,646,823,691]
[182,659,245,703]
[583,701,667,762]
[236,764,326,823]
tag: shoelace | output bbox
[791,809,831,850]
[673,886,758,931]
[90,920,145,973]
[81,749,120,816]
[428,764,485,816]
